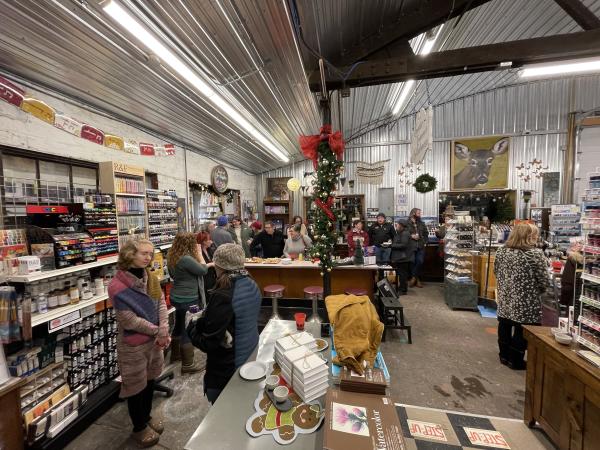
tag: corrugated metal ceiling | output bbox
[0,0,598,172]
[0,0,321,173]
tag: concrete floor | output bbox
[66,282,532,449]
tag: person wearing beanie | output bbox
[187,243,261,404]
[211,215,234,248]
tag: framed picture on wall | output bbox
[450,136,510,190]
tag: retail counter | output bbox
[523,326,600,450]
[184,319,329,450]
[244,261,382,298]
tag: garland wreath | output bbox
[413,173,437,193]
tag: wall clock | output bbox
[211,165,229,193]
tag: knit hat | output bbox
[217,215,229,226]
[377,212,386,219]
[251,221,262,229]
[213,243,245,271]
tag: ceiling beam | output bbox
[308,29,600,91]
[329,0,493,67]
[553,0,600,30]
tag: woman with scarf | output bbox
[167,232,211,373]
[283,224,312,258]
[187,243,262,404]
[108,239,169,448]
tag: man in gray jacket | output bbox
[211,215,234,248]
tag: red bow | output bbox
[299,124,345,169]
[315,196,336,221]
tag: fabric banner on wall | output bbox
[0,74,176,157]
[410,106,433,164]
[355,160,388,185]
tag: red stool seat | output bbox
[264,284,285,297]
[345,288,368,296]
[303,285,323,300]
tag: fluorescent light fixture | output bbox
[102,0,289,162]
[520,58,600,78]
[392,80,415,115]
[391,25,443,116]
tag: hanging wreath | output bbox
[413,173,437,193]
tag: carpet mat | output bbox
[395,404,555,449]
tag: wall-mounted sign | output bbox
[211,165,229,193]
[112,161,144,177]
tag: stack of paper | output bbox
[273,332,327,402]
[278,345,328,403]
[274,331,317,361]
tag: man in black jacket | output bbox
[368,213,395,265]
[391,219,416,295]
[407,208,429,288]
[250,221,285,258]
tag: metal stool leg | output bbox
[271,296,281,319]
[308,297,321,323]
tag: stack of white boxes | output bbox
[274,332,328,403]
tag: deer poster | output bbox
[451,136,510,190]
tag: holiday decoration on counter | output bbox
[0,75,175,157]
[413,173,438,193]
[355,160,389,184]
[300,125,345,273]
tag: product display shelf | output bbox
[20,362,67,412]
[31,293,109,327]
[98,161,148,247]
[578,175,600,357]
[550,204,581,250]
[263,198,293,230]
[146,189,178,247]
[196,190,222,225]
[82,197,118,259]
[6,256,118,283]
[444,215,474,283]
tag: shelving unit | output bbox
[146,189,178,247]
[82,196,118,259]
[6,256,118,283]
[99,161,147,248]
[444,214,474,283]
[263,198,292,231]
[30,293,108,327]
[530,207,550,236]
[444,212,478,310]
[550,204,580,250]
[579,172,600,358]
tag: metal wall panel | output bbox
[261,76,600,219]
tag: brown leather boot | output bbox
[408,277,417,287]
[416,278,423,288]
[181,343,204,374]
[148,417,164,434]
[169,337,181,364]
[131,427,159,448]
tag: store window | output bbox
[72,166,98,200]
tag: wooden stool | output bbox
[380,296,412,343]
[345,288,368,296]
[303,286,323,323]
[264,284,285,319]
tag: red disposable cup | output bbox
[295,312,306,331]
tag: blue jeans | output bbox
[173,300,197,345]
[375,247,391,265]
[411,247,425,278]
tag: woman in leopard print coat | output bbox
[494,224,548,370]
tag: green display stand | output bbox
[444,278,479,310]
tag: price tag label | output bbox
[48,310,81,333]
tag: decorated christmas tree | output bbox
[300,125,344,274]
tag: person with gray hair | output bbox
[187,243,261,404]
